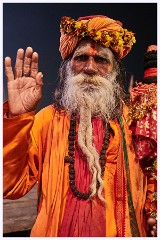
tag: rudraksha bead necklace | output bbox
[64,113,110,200]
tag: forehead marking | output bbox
[91,42,96,49]
[88,46,97,55]
[73,42,114,61]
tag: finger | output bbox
[33,72,43,101]
[14,48,24,78]
[35,72,43,86]
[23,47,33,76]
[5,57,14,81]
[30,52,39,78]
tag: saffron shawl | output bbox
[3,102,147,236]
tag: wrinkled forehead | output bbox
[73,39,114,59]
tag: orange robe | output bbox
[3,102,147,237]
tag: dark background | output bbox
[2,3,158,237]
[3,3,157,111]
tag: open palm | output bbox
[5,47,43,116]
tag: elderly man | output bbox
[3,15,156,237]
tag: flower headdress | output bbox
[59,15,136,60]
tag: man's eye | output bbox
[74,55,88,61]
[95,57,109,63]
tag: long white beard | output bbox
[61,71,119,119]
[61,69,120,202]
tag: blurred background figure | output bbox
[128,45,157,237]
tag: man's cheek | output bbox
[71,62,83,73]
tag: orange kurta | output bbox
[3,102,147,237]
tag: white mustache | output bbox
[67,73,113,87]
[82,75,101,86]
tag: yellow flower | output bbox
[104,41,110,48]
[106,35,112,42]
[132,36,136,43]
[94,31,102,41]
[115,31,120,40]
[75,22,83,29]
[60,17,136,53]
[118,39,124,46]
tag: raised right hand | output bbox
[5,47,43,117]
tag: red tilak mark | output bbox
[91,43,95,49]
[88,46,96,55]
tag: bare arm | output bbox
[3,47,44,198]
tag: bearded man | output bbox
[3,15,156,237]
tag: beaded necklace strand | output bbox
[64,114,110,200]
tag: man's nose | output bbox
[83,57,98,75]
